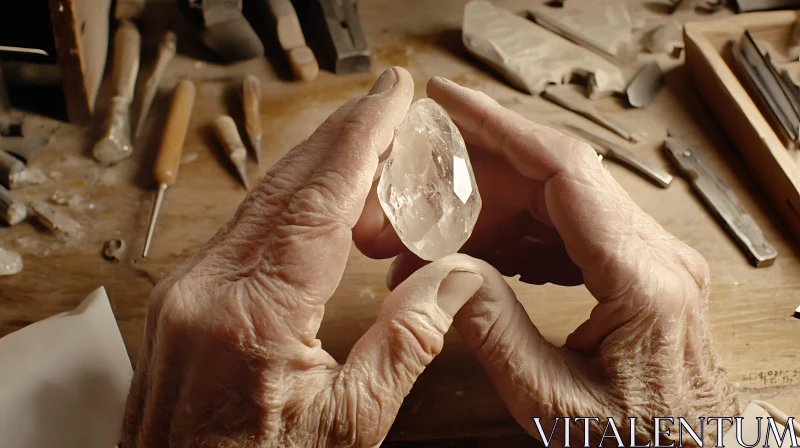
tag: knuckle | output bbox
[284,176,351,230]
[567,139,601,172]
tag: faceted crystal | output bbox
[378,98,482,261]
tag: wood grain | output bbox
[2,1,799,446]
[48,0,112,123]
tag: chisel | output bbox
[93,20,141,165]
[663,136,776,267]
[242,75,263,166]
[213,115,250,190]
[134,30,177,140]
[562,124,672,188]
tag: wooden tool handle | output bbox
[268,0,307,50]
[155,80,196,185]
[242,75,262,137]
[113,20,141,101]
[213,115,247,159]
[266,0,319,81]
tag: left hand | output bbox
[122,67,492,447]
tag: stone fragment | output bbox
[9,167,47,189]
[529,4,638,64]
[462,1,626,96]
[30,200,82,240]
[626,61,665,108]
[378,99,481,261]
[0,248,23,275]
[645,21,684,58]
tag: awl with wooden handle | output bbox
[242,75,262,166]
[213,115,250,190]
[93,20,141,165]
[562,123,672,188]
[135,30,177,140]
[663,136,776,267]
[543,85,646,143]
[142,79,196,258]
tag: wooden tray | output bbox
[685,11,800,244]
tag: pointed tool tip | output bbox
[236,166,250,191]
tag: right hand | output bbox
[354,77,740,445]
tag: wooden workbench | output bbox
[1,1,798,446]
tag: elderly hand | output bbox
[355,78,740,445]
[122,68,492,447]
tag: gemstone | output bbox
[378,98,482,261]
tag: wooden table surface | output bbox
[1,0,798,446]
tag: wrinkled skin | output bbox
[356,77,740,445]
[122,68,738,447]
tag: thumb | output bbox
[451,263,598,438]
[337,254,485,440]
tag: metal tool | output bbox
[93,20,141,165]
[135,30,177,140]
[213,115,250,190]
[767,54,800,120]
[302,0,371,73]
[730,32,800,148]
[562,124,672,188]
[242,75,263,166]
[543,85,645,143]
[663,136,777,267]
[265,0,319,81]
[142,80,196,258]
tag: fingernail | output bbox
[369,68,398,95]
[437,270,483,316]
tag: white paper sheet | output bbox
[0,287,133,447]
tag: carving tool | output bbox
[265,0,319,81]
[562,124,672,188]
[142,80,196,258]
[242,75,263,166]
[213,115,251,190]
[301,0,371,73]
[0,149,25,189]
[135,30,177,140]
[663,136,776,267]
[0,185,26,226]
[542,85,645,143]
[766,54,800,121]
[730,32,800,148]
[93,20,141,165]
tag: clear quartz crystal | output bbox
[378,98,482,261]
